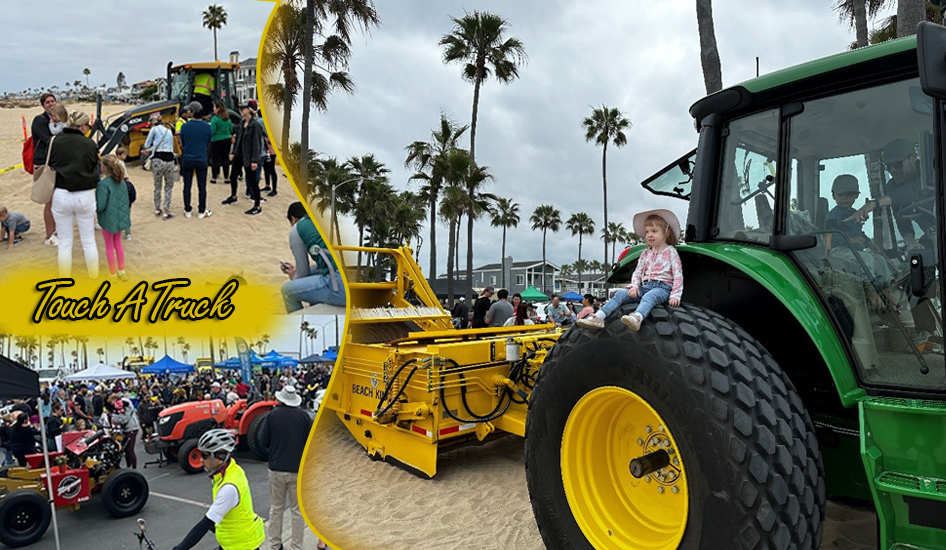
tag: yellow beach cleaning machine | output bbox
[323,245,560,478]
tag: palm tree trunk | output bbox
[578,235,583,288]
[214,28,218,61]
[470,74,482,167]
[455,215,461,275]
[501,228,507,289]
[696,0,723,94]
[542,229,548,295]
[300,0,314,197]
[429,194,437,282]
[447,218,456,302]
[358,223,365,279]
[466,204,474,299]
[853,0,869,48]
[281,67,293,157]
[897,0,926,37]
[601,142,609,268]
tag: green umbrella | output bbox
[519,286,549,301]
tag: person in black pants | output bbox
[209,101,232,186]
[229,101,263,215]
[179,102,213,219]
[10,413,38,467]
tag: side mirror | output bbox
[918,22,946,99]
[769,234,817,252]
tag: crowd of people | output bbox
[448,288,602,329]
[0,364,331,470]
[2,92,282,279]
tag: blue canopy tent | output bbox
[141,355,194,375]
[261,350,299,369]
[559,291,584,302]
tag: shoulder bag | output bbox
[30,135,57,204]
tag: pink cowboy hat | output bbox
[633,209,682,242]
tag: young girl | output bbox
[577,209,684,332]
[96,154,131,281]
[115,146,136,241]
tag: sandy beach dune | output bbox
[300,413,878,549]
[0,103,300,287]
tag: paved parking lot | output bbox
[27,440,325,550]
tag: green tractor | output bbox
[525,23,946,550]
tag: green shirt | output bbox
[95,177,131,234]
[210,115,232,142]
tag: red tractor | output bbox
[0,429,149,547]
[155,398,276,473]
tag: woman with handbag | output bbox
[142,112,178,220]
[46,110,100,278]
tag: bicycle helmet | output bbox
[197,429,236,454]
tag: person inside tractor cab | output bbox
[172,429,266,550]
[848,138,935,251]
[192,71,216,123]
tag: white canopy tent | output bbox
[64,363,136,382]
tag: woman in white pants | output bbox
[47,111,101,278]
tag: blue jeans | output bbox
[282,270,346,312]
[5,221,29,240]
[599,281,672,320]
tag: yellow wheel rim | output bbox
[561,386,688,550]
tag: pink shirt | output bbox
[630,245,684,300]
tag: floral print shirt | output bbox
[630,245,684,300]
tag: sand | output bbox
[300,413,878,549]
[0,102,300,287]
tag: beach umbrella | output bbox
[0,355,61,550]
[519,286,549,302]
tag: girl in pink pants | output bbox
[96,155,132,281]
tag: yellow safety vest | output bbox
[194,73,215,96]
[211,460,266,550]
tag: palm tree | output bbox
[405,115,469,281]
[835,0,894,48]
[583,105,630,268]
[299,0,378,190]
[202,5,228,61]
[462,164,496,298]
[566,212,595,288]
[440,11,527,296]
[117,72,126,88]
[349,154,391,270]
[695,0,722,94]
[263,4,305,156]
[573,258,591,289]
[490,197,520,289]
[308,156,356,239]
[83,68,90,88]
[530,204,561,295]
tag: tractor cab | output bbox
[620,24,946,550]
[166,61,240,114]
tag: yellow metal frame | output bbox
[324,243,561,477]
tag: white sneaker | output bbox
[45,235,59,246]
[621,313,643,332]
[198,210,213,219]
[184,210,193,219]
[577,316,605,330]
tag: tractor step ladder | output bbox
[860,397,946,550]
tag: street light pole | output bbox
[330,177,360,244]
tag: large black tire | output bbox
[101,469,149,518]
[526,303,825,549]
[246,413,269,461]
[163,445,179,462]
[0,490,51,548]
[178,438,203,474]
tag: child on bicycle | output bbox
[578,209,683,332]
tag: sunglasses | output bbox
[885,159,906,171]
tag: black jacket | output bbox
[31,111,52,166]
[10,424,38,455]
[232,118,263,168]
[48,128,100,192]
[257,404,313,473]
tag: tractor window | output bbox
[714,108,779,243]
[785,77,943,390]
[170,72,190,104]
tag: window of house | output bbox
[516,274,524,285]
[490,276,496,285]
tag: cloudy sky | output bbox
[294,0,896,276]
[1,0,274,94]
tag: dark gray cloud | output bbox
[2,0,273,93]
[302,0,895,275]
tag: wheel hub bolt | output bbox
[658,425,664,432]
[645,425,652,433]
[636,438,644,446]
[644,475,651,482]
[657,486,665,494]
[673,457,679,465]
[672,486,679,494]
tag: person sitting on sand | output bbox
[0,206,30,249]
[280,202,346,313]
